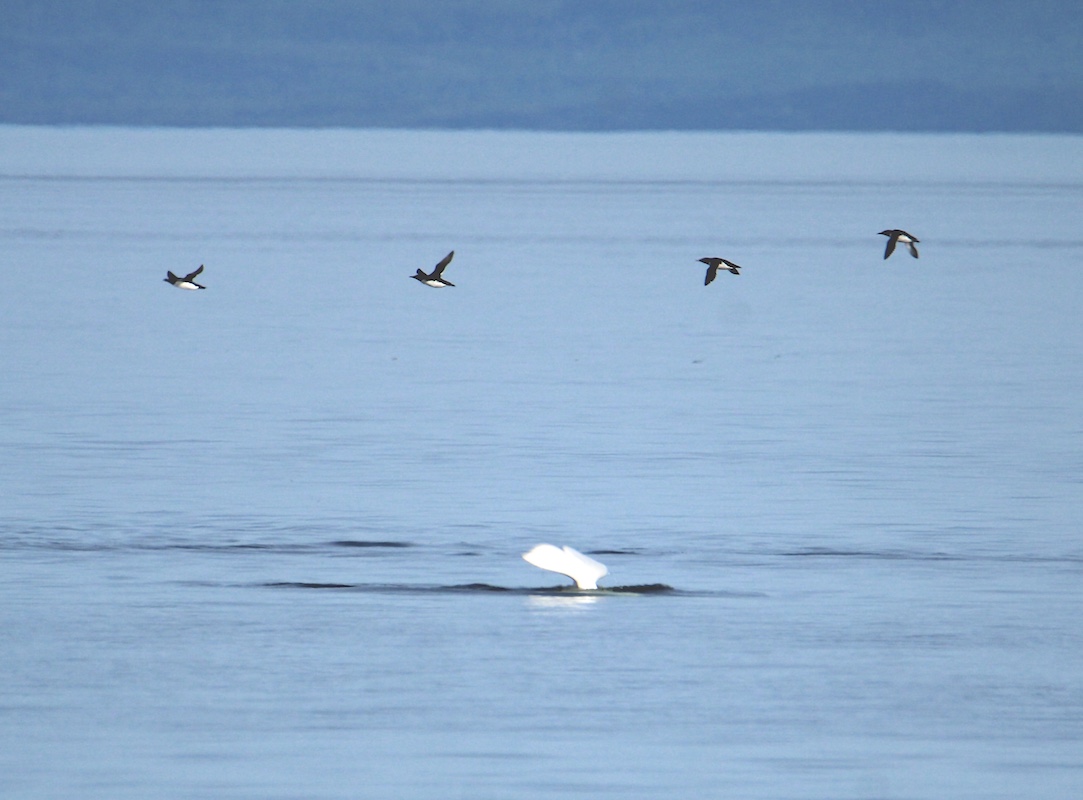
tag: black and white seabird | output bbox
[523,544,609,590]
[698,257,741,286]
[411,251,455,287]
[878,230,920,259]
[164,265,206,290]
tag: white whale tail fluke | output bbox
[522,544,608,590]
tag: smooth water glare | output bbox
[1,127,1082,799]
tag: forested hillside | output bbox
[3,0,1081,131]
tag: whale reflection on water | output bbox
[527,593,600,609]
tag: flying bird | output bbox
[522,544,609,590]
[698,257,741,285]
[879,229,920,259]
[164,265,206,290]
[411,251,455,287]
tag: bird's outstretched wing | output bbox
[166,271,179,281]
[704,263,719,285]
[883,235,898,259]
[432,251,454,277]
[183,265,205,281]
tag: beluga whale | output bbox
[522,544,608,590]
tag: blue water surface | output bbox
[1,127,1081,799]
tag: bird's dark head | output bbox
[878,230,893,237]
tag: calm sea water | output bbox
[1,126,1082,799]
